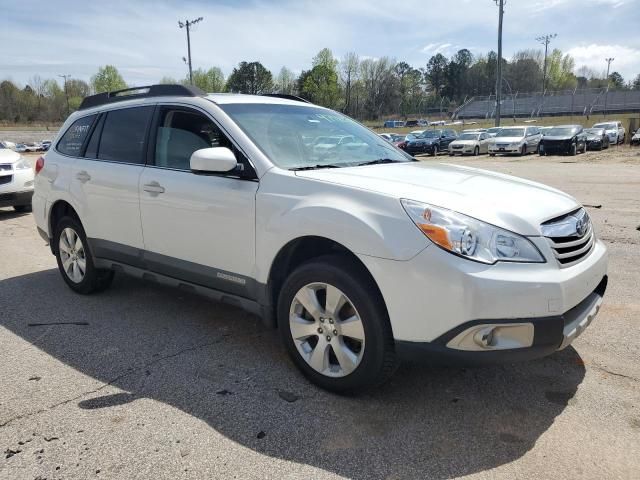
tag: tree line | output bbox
[2,48,639,124]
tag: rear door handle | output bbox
[143,181,165,194]
[76,171,91,183]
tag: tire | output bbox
[13,204,32,213]
[489,153,496,157]
[431,145,438,157]
[277,254,397,393]
[473,146,479,156]
[569,143,577,156]
[448,152,454,156]
[520,144,527,156]
[53,216,114,294]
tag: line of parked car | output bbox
[0,140,52,153]
[379,120,635,157]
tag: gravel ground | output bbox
[1,147,639,480]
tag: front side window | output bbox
[57,115,97,156]
[98,106,153,164]
[220,103,411,169]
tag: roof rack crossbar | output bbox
[79,84,205,110]
[261,93,311,103]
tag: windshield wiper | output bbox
[356,158,414,166]
[290,164,342,171]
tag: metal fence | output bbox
[454,88,640,120]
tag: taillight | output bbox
[35,156,45,175]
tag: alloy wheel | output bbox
[289,282,365,378]
[58,227,86,283]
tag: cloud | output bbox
[567,44,640,78]
[421,43,454,55]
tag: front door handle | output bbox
[76,171,91,183]
[143,181,165,194]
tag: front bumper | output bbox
[0,189,33,208]
[406,143,437,154]
[488,144,520,154]
[586,140,603,150]
[540,142,571,155]
[357,236,608,360]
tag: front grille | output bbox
[0,175,13,185]
[496,143,509,148]
[452,145,464,149]
[0,164,12,172]
[541,208,594,266]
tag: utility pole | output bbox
[58,74,70,116]
[494,0,505,127]
[536,33,557,93]
[604,57,614,118]
[178,17,203,85]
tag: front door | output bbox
[138,105,259,298]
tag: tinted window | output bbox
[98,107,153,164]
[57,115,97,156]
[84,114,105,158]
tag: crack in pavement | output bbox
[591,363,639,382]
[0,339,222,428]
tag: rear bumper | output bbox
[0,190,33,208]
[396,275,607,364]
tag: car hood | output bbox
[543,135,573,141]
[586,135,602,141]
[0,149,20,163]
[295,162,579,236]
[493,136,524,143]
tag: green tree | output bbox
[546,49,577,90]
[91,65,127,93]
[608,71,624,89]
[190,67,225,92]
[299,64,340,108]
[633,74,640,90]
[425,53,448,95]
[312,48,339,71]
[225,61,273,94]
[159,76,178,84]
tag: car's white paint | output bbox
[34,94,608,346]
[0,149,35,198]
[593,121,625,144]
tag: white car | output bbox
[489,126,542,156]
[631,129,640,146]
[33,85,608,393]
[448,131,491,156]
[0,143,34,212]
[592,121,625,145]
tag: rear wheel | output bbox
[278,255,397,393]
[54,216,114,294]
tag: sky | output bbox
[1,0,639,89]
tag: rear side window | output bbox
[98,107,153,164]
[56,115,97,156]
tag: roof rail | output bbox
[79,84,205,110]
[261,93,311,104]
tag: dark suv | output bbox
[404,129,458,156]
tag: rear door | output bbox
[69,105,153,264]
[138,104,259,298]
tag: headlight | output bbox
[509,143,520,148]
[401,200,545,264]
[14,157,31,170]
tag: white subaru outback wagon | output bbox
[33,85,608,392]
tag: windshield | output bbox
[457,133,480,141]
[418,130,440,138]
[593,123,616,130]
[584,128,603,135]
[220,103,411,169]
[497,128,525,137]
[487,128,502,134]
[547,127,577,136]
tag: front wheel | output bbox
[431,145,438,157]
[569,143,577,156]
[54,216,114,294]
[473,146,479,156]
[278,255,397,393]
[520,144,527,156]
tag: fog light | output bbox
[474,327,495,348]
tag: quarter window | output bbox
[98,107,153,164]
[56,115,97,156]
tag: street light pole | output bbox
[178,17,203,85]
[494,0,505,127]
[536,33,557,93]
[604,57,614,118]
[58,74,71,116]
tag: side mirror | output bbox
[190,147,237,173]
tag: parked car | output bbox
[462,128,487,133]
[583,128,610,151]
[378,133,393,142]
[592,121,625,145]
[488,126,542,156]
[538,126,553,136]
[485,127,502,137]
[41,140,52,151]
[0,143,34,212]
[0,141,16,150]
[631,129,640,146]
[33,85,609,392]
[404,129,458,156]
[14,144,27,153]
[539,125,587,156]
[405,120,419,128]
[448,131,491,156]
[24,142,42,152]
[383,120,404,128]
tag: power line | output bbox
[178,17,204,85]
[536,33,557,93]
[494,0,505,127]
[58,74,71,116]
